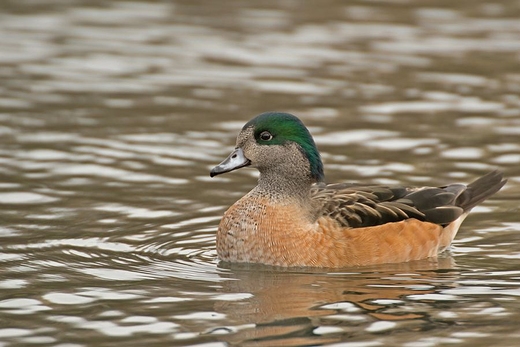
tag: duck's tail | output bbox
[439,170,507,250]
[456,170,507,213]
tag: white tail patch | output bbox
[439,213,469,252]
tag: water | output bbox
[1,0,520,346]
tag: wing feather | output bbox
[312,183,463,228]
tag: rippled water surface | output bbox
[1,0,520,346]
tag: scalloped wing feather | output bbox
[311,170,506,229]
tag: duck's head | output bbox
[210,112,324,183]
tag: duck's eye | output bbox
[259,131,273,141]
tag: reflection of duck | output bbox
[214,257,457,345]
[211,112,506,267]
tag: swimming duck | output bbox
[210,112,506,268]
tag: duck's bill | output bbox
[210,147,251,177]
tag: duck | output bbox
[210,112,507,268]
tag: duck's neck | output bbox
[253,169,314,203]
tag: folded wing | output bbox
[312,170,506,228]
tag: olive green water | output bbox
[1,0,520,346]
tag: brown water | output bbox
[1,0,520,346]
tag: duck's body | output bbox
[211,112,506,268]
[217,192,443,267]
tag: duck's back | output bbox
[313,170,506,229]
